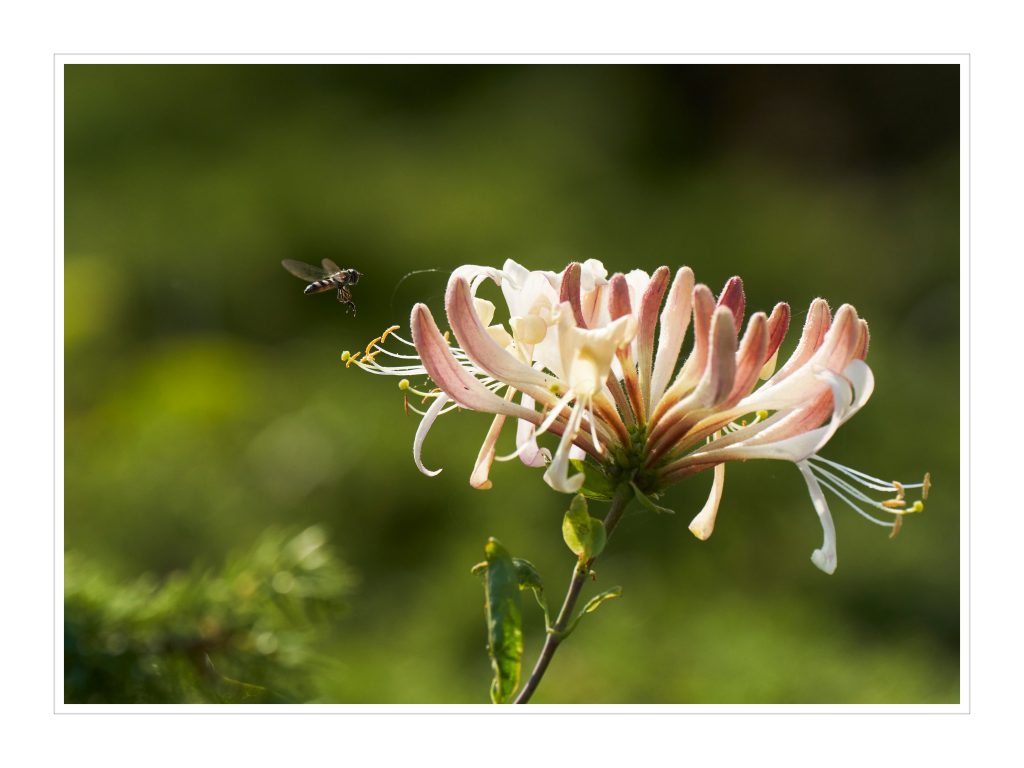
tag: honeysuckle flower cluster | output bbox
[344,260,928,574]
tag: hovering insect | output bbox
[281,258,363,315]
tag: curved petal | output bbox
[446,277,556,392]
[650,267,695,407]
[413,393,450,477]
[637,266,671,413]
[689,462,725,540]
[515,394,549,468]
[798,460,838,574]
[411,303,540,420]
[768,298,831,385]
[543,403,586,493]
[470,410,509,489]
[559,262,587,327]
[688,359,874,465]
[650,283,716,423]
[716,276,745,332]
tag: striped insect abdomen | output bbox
[303,277,339,295]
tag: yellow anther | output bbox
[380,324,400,343]
[344,352,363,368]
[364,335,384,357]
[922,472,931,500]
[398,379,411,391]
[889,515,903,540]
[892,481,906,501]
[881,499,906,509]
[443,330,451,344]
[403,395,410,416]
[362,351,380,365]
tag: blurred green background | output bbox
[64,64,960,704]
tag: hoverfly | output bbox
[281,258,363,315]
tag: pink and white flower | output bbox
[346,260,928,573]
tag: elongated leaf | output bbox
[562,586,624,638]
[513,557,549,625]
[630,481,676,515]
[582,586,623,614]
[480,538,523,704]
[569,459,617,501]
[562,494,607,561]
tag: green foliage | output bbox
[561,587,625,639]
[569,459,617,501]
[562,494,607,561]
[64,527,354,703]
[513,558,550,627]
[630,481,676,515]
[477,538,524,704]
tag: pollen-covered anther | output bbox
[344,352,363,368]
[889,515,904,539]
[892,481,906,501]
[881,498,906,509]
[923,472,932,500]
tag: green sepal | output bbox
[630,481,675,515]
[479,538,524,704]
[569,459,617,501]
[562,494,607,561]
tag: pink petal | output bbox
[411,303,537,419]
[716,276,746,332]
[608,272,644,421]
[645,307,737,464]
[446,276,554,393]
[559,262,587,327]
[769,298,831,385]
[469,410,509,489]
[765,302,791,365]
[649,283,715,424]
[649,266,695,408]
[854,318,870,360]
[636,266,671,414]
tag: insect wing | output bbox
[281,259,328,282]
[321,258,342,275]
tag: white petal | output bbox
[688,463,725,540]
[412,394,450,477]
[543,404,586,493]
[798,460,838,574]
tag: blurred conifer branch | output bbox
[64,526,355,703]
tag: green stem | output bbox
[513,483,633,704]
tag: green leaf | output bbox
[562,494,607,561]
[582,586,623,614]
[569,459,617,501]
[480,538,523,704]
[630,481,675,515]
[562,586,624,638]
[513,557,550,628]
